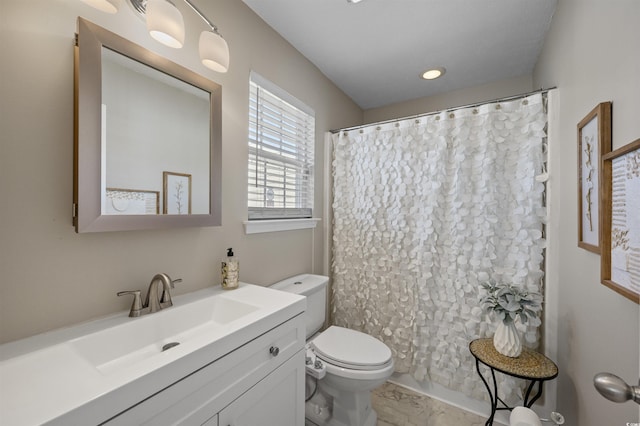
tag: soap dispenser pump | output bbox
[221,248,239,289]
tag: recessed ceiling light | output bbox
[421,67,446,80]
[347,0,363,3]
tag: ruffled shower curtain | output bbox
[331,93,547,401]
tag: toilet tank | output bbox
[271,274,328,339]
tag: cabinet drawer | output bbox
[105,314,305,426]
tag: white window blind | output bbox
[248,72,315,220]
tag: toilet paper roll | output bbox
[510,406,542,426]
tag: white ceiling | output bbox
[241,0,557,110]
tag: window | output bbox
[248,72,315,220]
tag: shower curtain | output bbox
[331,93,547,401]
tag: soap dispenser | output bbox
[221,248,239,289]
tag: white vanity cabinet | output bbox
[1,284,306,426]
[104,314,306,426]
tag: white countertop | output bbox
[0,283,305,426]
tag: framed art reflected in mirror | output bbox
[163,172,192,215]
[105,188,159,215]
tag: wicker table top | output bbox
[469,338,558,380]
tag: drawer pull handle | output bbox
[269,346,280,357]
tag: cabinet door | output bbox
[219,349,305,426]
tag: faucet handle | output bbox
[170,278,183,289]
[117,290,143,317]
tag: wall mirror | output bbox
[74,18,222,232]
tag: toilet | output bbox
[271,274,394,426]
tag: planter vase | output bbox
[493,321,522,357]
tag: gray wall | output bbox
[533,0,640,425]
[0,0,362,343]
[363,75,533,124]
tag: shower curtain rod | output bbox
[330,87,556,134]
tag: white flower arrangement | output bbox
[480,280,542,326]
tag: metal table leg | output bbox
[524,379,544,407]
[475,357,497,426]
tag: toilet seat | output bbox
[310,326,393,371]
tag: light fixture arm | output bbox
[128,0,222,34]
[181,0,220,34]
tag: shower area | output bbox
[327,91,553,407]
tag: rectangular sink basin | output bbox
[69,297,259,375]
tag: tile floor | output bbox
[305,381,489,426]
[372,382,488,426]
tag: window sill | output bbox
[243,218,321,234]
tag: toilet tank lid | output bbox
[270,274,328,296]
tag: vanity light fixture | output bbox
[81,0,230,73]
[421,67,446,80]
[135,0,229,72]
[146,0,185,48]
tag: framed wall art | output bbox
[600,138,640,304]
[163,171,192,215]
[577,102,612,253]
[105,188,159,215]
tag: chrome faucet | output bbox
[118,273,182,317]
[145,273,173,313]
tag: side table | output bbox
[469,338,558,426]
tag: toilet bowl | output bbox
[271,274,394,426]
[309,325,394,426]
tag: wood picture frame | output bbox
[600,138,640,304]
[577,102,612,253]
[163,172,192,215]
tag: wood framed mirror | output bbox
[74,18,222,232]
